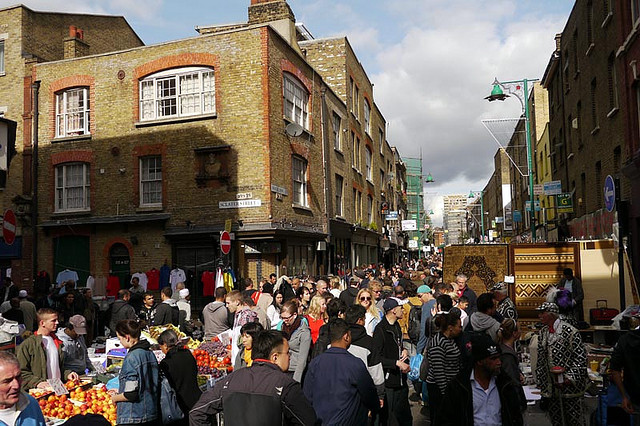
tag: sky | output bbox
[2,0,576,225]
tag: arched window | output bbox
[139,66,215,121]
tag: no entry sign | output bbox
[220,230,231,255]
[2,209,16,246]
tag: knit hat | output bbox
[179,288,190,299]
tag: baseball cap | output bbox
[179,288,190,298]
[472,334,501,362]
[383,298,400,312]
[536,301,560,314]
[417,285,432,294]
[18,290,28,298]
[69,315,87,335]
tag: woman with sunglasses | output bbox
[305,295,327,344]
[276,299,311,383]
[356,288,381,336]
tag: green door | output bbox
[53,236,90,287]
[109,243,130,291]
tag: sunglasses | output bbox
[360,296,372,301]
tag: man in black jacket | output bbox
[372,298,412,426]
[153,287,179,326]
[438,333,523,426]
[109,290,136,336]
[190,330,316,426]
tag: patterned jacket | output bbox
[535,320,587,398]
[497,297,518,320]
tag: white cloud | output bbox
[0,0,163,22]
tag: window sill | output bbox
[52,134,92,144]
[607,107,619,118]
[366,178,374,185]
[334,216,346,222]
[0,72,5,77]
[585,43,595,57]
[135,113,217,128]
[591,126,600,136]
[292,204,311,212]
[334,148,344,156]
[601,12,613,28]
[50,210,91,218]
[352,166,362,175]
[136,206,164,213]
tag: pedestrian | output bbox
[153,287,179,327]
[303,318,379,425]
[296,286,311,315]
[138,292,156,326]
[111,319,159,425]
[57,292,77,325]
[492,282,518,320]
[425,309,462,424]
[356,288,381,336]
[266,290,284,329]
[176,288,191,329]
[157,328,201,426]
[234,321,264,369]
[339,277,360,306]
[16,308,79,390]
[470,293,501,342]
[190,330,317,425]
[439,333,524,425]
[535,302,587,426]
[304,295,327,344]
[81,288,98,344]
[556,268,584,321]
[202,287,229,340]
[372,298,413,426]
[454,274,477,314]
[226,290,259,363]
[497,318,527,411]
[18,290,37,332]
[0,351,46,426]
[3,298,24,325]
[57,316,92,375]
[610,319,640,423]
[311,298,347,358]
[109,290,137,336]
[276,299,311,383]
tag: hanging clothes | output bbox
[202,270,216,297]
[159,264,171,289]
[130,272,148,291]
[215,268,224,290]
[34,271,51,295]
[106,276,121,297]
[93,276,107,296]
[146,268,160,291]
[223,270,234,293]
[56,269,79,287]
[170,268,186,291]
[85,275,95,291]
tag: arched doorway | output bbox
[109,243,130,290]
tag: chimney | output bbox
[248,0,300,52]
[64,25,90,59]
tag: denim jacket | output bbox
[117,340,159,424]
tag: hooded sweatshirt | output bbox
[339,286,359,306]
[153,298,179,326]
[109,299,136,333]
[470,311,501,342]
[57,329,92,374]
[203,301,229,339]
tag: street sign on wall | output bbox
[386,211,398,220]
[401,220,417,231]
[543,180,562,195]
[604,175,615,212]
[2,209,16,245]
[556,193,573,213]
[220,231,231,255]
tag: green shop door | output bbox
[53,236,90,287]
[109,244,130,290]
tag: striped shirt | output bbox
[426,332,461,394]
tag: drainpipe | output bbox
[31,81,40,281]
[320,85,332,274]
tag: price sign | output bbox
[47,378,69,396]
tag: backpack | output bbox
[407,301,422,344]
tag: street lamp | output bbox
[486,77,538,241]
[425,173,434,183]
[468,190,485,242]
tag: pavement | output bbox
[408,386,597,425]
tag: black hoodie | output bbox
[339,286,359,306]
[610,328,640,404]
[372,316,406,389]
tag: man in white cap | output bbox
[535,301,587,426]
[177,288,191,321]
[18,291,36,332]
[57,315,92,375]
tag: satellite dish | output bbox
[285,122,304,137]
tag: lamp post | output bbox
[468,190,485,242]
[486,77,538,241]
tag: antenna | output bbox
[285,122,304,137]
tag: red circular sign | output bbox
[220,231,231,255]
[3,209,16,246]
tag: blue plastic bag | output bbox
[408,354,423,382]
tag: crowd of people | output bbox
[0,258,638,426]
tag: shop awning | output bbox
[0,237,21,259]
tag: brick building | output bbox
[0,5,143,289]
[4,0,404,304]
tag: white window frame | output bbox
[139,66,215,122]
[367,195,373,224]
[283,74,309,129]
[379,128,384,154]
[335,174,343,217]
[55,88,90,138]
[140,156,162,207]
[333,112,341,151]
[55,163,90,212]
[363,99,371,135]
[292,156,308,207]
[365,146,372,181]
